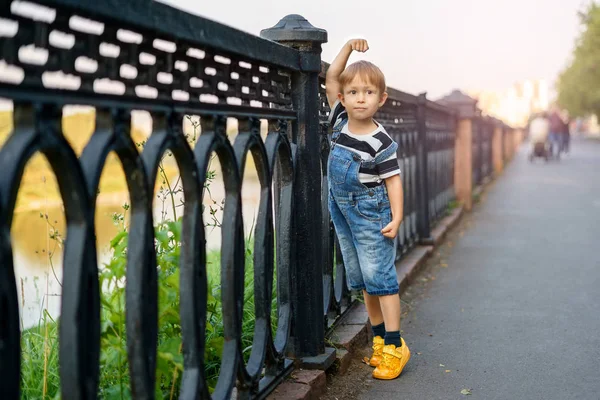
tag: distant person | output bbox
[561,115,571,154]
[548,108,564,159]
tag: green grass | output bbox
[445,199,459,217]
[20,231,278,399]
[21,312,60,400]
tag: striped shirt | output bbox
[328,101,401,187]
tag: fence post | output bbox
[486,118,494,180]
[261,15,331,362]
[503,126,509,162]
[514,128,523,150]
[505,128,511,160]
[512,128,521,155]
[493,123,503,176]
[416,93,432,243]
[455,116,473,211]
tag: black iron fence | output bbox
[472,117,483,187]
[472,116,495,187]
[480,118,493,182]
[317,75,353,331]
[0,1,308,398]
[424,100,456,227]
[0,1,505,398]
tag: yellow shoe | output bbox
[372,339,410,380]
[363,336,385,367]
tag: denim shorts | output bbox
[327,135,399,296]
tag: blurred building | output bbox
[465,79,550,127]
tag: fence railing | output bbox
[0,2,515,399]
[472,116,495,187]
[0,1,307,398]
[424,99,456,227]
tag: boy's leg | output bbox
[363,290,383,327]
[374,292,410,380]
[379,294,401,334]
[363,290,385,367]
[349,197,401,340]
[347,199,410,379]
[365,291,402,342]
[341,189,411,377]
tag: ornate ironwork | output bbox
[426,105,456,225]
[0,1,304,399]
[472,116,495,189]
[480,117,494,183]
[318,76,353,331]
[376,90,420,255]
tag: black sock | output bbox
[371,322,385,338]
[384,331,402,347]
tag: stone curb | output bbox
[267,369,327,400]
[431,206,464,247]
[267,206,464,400]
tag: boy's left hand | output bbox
[381,219,401,239]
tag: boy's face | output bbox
[338,75,388,122]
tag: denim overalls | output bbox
[328,120,400,296]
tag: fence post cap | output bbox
[436,89,480,119]
[261,14,327,44]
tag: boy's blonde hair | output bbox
[339,60,386,95]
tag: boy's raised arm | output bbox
[325,39,369,108]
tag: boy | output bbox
[325,39,410,380]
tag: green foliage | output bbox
[557,3,600,117]
[21,210,277,398]
[447,200,459,214]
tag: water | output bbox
[12,175,262,329]
[13,203,123,328]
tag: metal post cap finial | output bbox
[260,14,327,43]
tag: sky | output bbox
[159,0,588,99]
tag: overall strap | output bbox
[330,118,346,146]
[374,140,399,164]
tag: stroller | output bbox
[528,114,551,162]
[529,140,550,162]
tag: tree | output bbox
[557,3,600,118]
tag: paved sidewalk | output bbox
[359,139,600,400]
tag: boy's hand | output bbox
[347,39,369,53]
[381,219,401,239]
[326,39,369,107]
